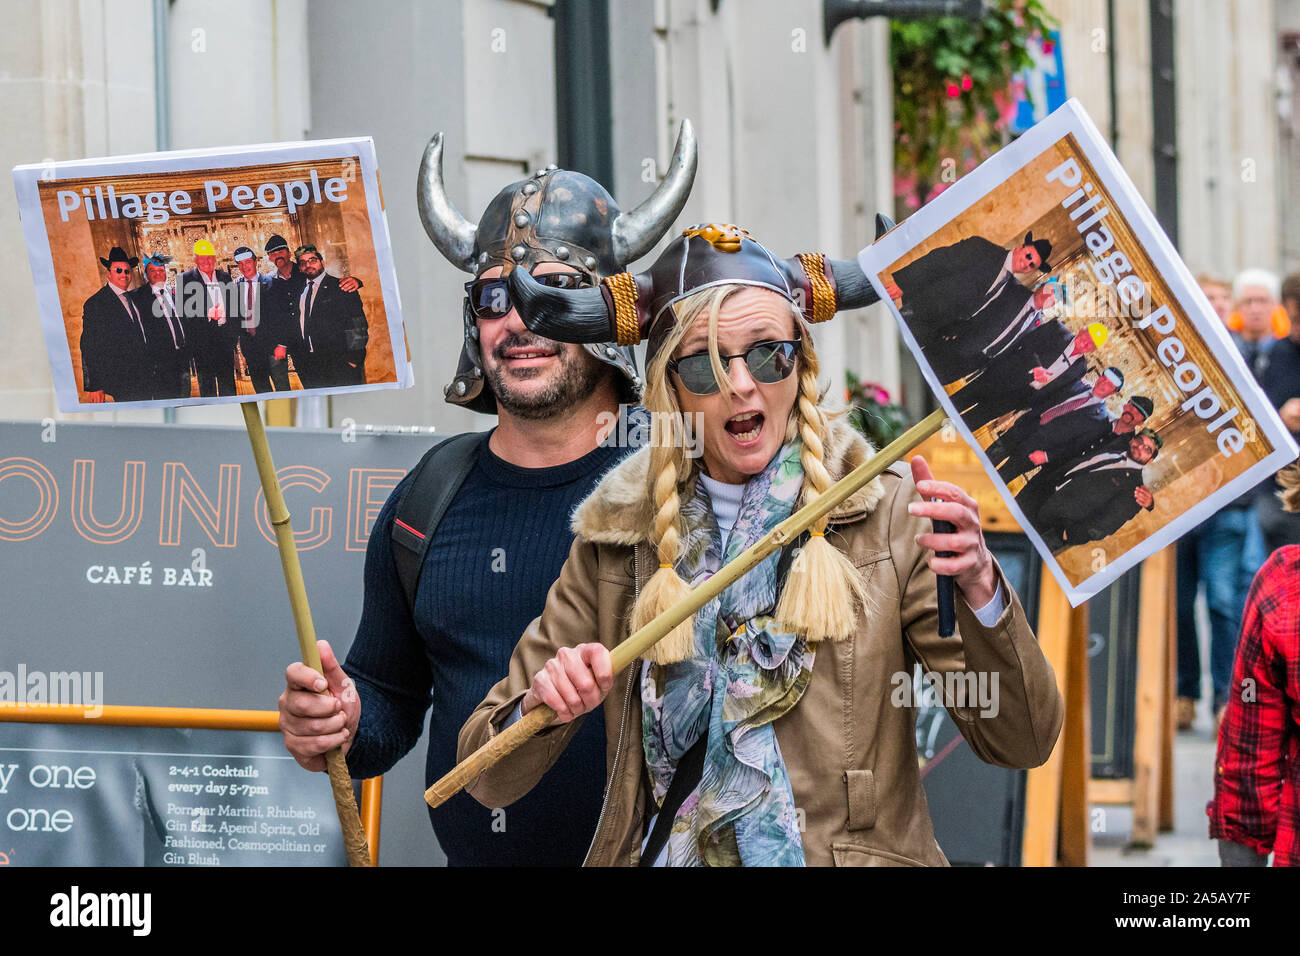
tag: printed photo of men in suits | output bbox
[288,244,368,388]
[951,320,1111,431]
[993,391,1153,486]
[230,246,290,392]
[1016,428,1162,552]
[131,253,193,400]
[177,239,239,397]
[79,247,156,403]
[885,231,1053,385]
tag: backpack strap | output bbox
[390,432,487,610]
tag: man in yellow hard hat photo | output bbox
[951,318,1112,432]
[177,238,238,396]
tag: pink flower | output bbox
[1042,38,1055,55]
[961,74,973,92]
[946,82,961,98]
[905,195,920,210]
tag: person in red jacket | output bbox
[1208,463,1300,866]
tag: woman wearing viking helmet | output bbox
[457,224,1064,866]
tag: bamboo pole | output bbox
[425,408,948,808]
[241,402,372,867]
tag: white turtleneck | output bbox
[700,474,745,538]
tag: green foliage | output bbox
[846,372,911,447]
[892,0,1057,215]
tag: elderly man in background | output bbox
[1175,272,1276,729]
[1232,269,1280,378]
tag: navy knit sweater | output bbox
[343,433,626,866]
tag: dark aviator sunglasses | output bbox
[464,271,591,320]
[667,339,802,395]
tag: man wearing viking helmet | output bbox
[277,123,698,866]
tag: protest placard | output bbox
[859,99,1298,604]
[14,139,409,411]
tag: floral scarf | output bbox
[640,441,813,866]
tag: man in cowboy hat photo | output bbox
[80,246,154,403]
[884,231,1053,384]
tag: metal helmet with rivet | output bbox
[418,120,699,413]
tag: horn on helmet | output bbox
[780,212,895,319]
[828,212,895,310]
[610,120,699,266]
[827,259,879,310]
[417,131,479,273]
[505,267,622,344]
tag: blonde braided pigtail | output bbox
[628,340,698,665]
[774,343,867,642]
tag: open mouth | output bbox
[724,411,764,442]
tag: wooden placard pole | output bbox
[1131,545,1174,847]
[241,402,372,867]
[425,408,948,808]
[1021,569,1089,866]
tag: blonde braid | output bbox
[628,329,698,665]
[794,362,833,533]
[775,335,868,642]
[648,425,684,568]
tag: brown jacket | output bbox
[459,421,1064,866]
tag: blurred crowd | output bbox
[1180,268,1300,728]
[1193,269,1300,867]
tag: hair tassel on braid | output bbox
[774,343,869,642]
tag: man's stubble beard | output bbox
[484,335,610,421]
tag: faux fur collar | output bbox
[571,416,889,546]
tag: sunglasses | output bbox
[465,271,591,320]
[667,339,801,395]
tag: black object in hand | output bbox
[932,508,957,638]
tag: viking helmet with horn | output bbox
[418,120,699,413]
[504,217,891,368]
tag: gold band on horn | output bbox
[796,253,836,324]
[604,272,642,345]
